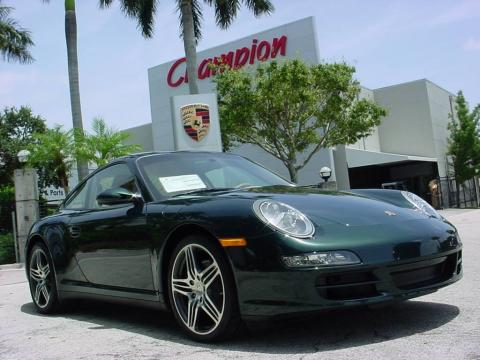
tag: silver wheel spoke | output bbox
[187,299,200,330]
[34,284,42,304]
[41,285,50,304]
[200,262,220,289]
[172,278,192,297]
[202,294,221,325]
[36,251,42,270]
[184,246,197,279]
[41,264,50,278]
[30,268,42,281]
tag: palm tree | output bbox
[100,0,274,94]
[43,0,89,182]
[28,126,76,193]
[0,0,34,63]
[76,117,142,167]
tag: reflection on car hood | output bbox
[211,185,428,226]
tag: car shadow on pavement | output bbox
[21,299,459,354]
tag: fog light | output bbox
[282,251,361,268]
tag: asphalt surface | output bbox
[1,209,479,360]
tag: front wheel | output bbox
[28,243,61,314]
[167,235,241,342]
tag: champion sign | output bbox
[167,35,288,87]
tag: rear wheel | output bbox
[28,243,61,314]
[167,235,241,342]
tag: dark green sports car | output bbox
[26,151,462,341]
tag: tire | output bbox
[28,243,61,314]
[167,235,241,342]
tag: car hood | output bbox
[207,185,429,226]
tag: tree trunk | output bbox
[180,0,199,95]
[65,0,88,181]
[286,162,298,183]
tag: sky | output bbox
[1,0,479,131]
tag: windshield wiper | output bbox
[171,188,235,197]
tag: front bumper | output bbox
[233,248,462,318]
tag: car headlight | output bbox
[253,200,315,238]
[401,191,439,218]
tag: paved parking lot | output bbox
[1,209,479,360]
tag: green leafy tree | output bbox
[0,106,47,186]
[76,117,142,167]
[100,0,273,94]
[214,60,386,182]
[447,91,480,205]
[27,126,76,192]
[0,0,34,63]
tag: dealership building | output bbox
[123,17,456,200]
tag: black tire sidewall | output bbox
[28,243,60,314]
[167,235,240,342]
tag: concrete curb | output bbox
[0,263,24,270]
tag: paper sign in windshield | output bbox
[159,174,207,193]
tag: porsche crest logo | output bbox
[180,103,210,142]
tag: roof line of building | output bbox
[373,78,455,96]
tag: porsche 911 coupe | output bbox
[26,151,462,341]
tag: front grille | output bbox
[390,254,457,290]
[315,271,380,300]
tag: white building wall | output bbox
[374,80,436,158]
[348,87,381,152]
[425,81,455,177]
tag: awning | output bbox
[346,148,437,168]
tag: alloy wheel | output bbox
[170,244,225,335]
[29,248,52,309]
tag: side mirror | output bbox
[96,187,142,206]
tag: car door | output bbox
[67,163,154,291]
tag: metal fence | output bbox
[437,176,480,209]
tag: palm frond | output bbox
[137,0,157,37]
[98,0,114,8]
[206,0,240,29]
[0,3,12,21]
[177,0,203,42]
[242,0,273,16]
[0,16,34,63]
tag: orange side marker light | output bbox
[219,238,247,247]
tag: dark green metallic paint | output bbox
[26,152,462,320]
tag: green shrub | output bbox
[0,186,15,232]
[0,232,15,265]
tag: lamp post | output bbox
[319,166,332,182]
[17,149,31,165]
[14,149,39,263]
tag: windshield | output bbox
[137,152,291,199]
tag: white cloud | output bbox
[464,37,480,51]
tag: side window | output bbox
[88,164,138,209]
[64,179,92,210]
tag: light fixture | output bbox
[282,251,361,268]
[401,191,440,218]
[17,149,31,164]
[319,166,332,182]
[253,200,315,238]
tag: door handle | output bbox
[68,225,81,238]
